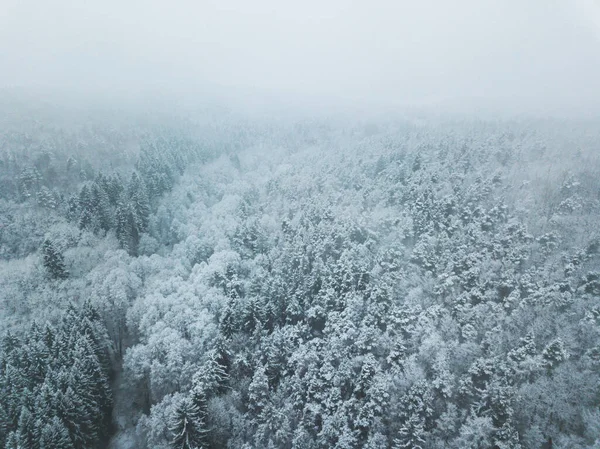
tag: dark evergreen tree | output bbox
[244,297,266,334]
[128,172,151,234]
[71,337,112,431]
[220,300,236,339]
[21,339,50,387]
[42,325,55,355]
[36,186,57,209]
[77,185,93,230]
[0,404,9,449]
[33,382,56,422]
[65,194,80,222]
[41,239,68,280]
[39,417,74,449]
[78,313,112,377]
[193,349,229,396]
[4,431,19,449]
[56,387,94,449]
[1,364,27,429]
[90,182,113,232]
[1,331,20,359]
[169,397,208,449]
[247,364,269,416]
[66,156,76,173]
[115,196,137,255]
[16,407,37,449]
[541,339,569,370]
[106,174,125,206]
[190,387,209,425]
[393,414,426,449]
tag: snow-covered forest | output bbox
[1,102,600,449]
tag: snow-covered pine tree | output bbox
[128,172,151,234]
[115,196,138,255]
[41,239,68,280]
[39,417,74,449]
[541,338,569,370]
[90,182,113,232]
[77,185,94,230]
[169,397,208,449]
[393,413,426,449]
[16,406,37,449]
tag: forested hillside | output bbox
[1,110,600,449]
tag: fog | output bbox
[2,0,600,116]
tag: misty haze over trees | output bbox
[2,1,600,449]
[1,102,599,449]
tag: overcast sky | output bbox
[1,0,600,115]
